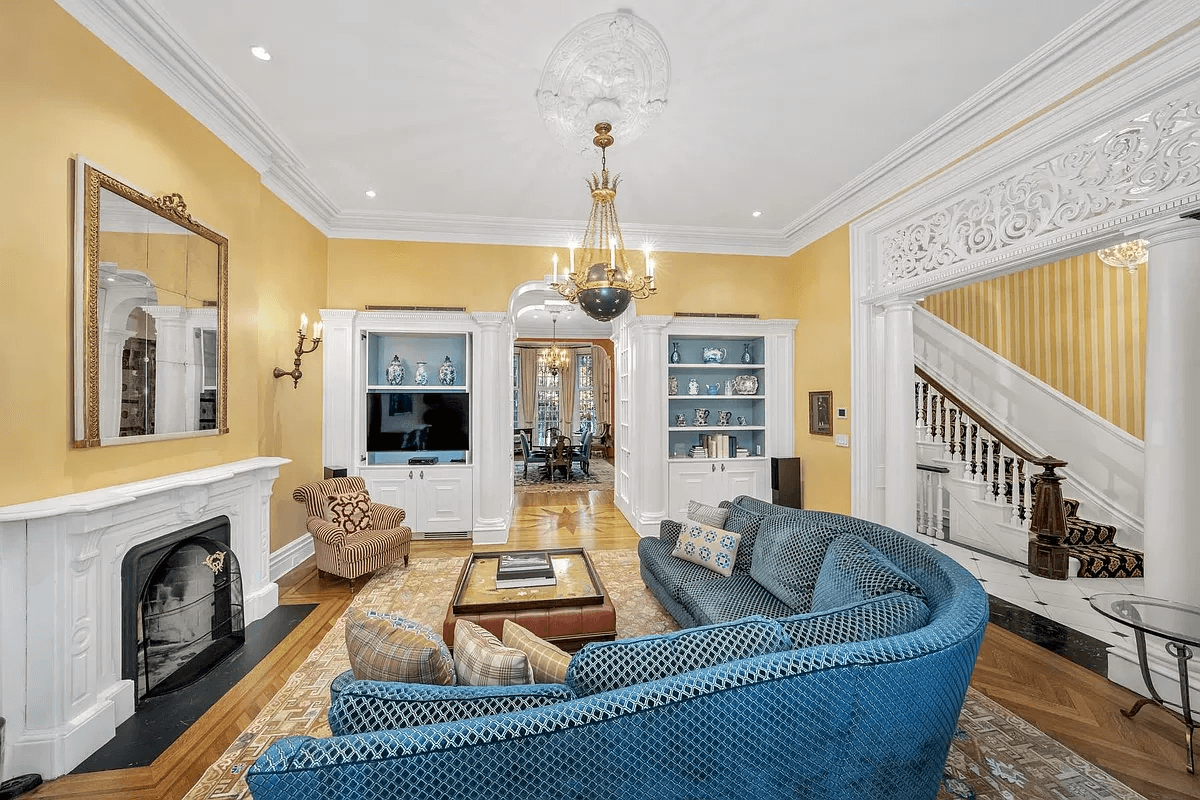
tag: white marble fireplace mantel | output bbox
[0,456,288,780]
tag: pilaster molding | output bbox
[1138,216,1200,246]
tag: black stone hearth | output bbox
[120,517,245,704]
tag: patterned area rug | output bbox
[513,456,614,492]
[183,551,1144,800]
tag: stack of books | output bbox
[696,433,739,458]
[735,446,749,458]
[495,551,558,589]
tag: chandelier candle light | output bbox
[549,122,657,321]
[545,309,572,377]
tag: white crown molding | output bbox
[328,211,792,256]
[56,0,338,231]
[782,0,1198,253]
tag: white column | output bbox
[320,310,358,472]
[631,316,671,534]
[882,300,918,533]
[143,305,189,433]
[1143,219,1200,609]
[472,312,512,544]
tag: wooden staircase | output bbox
[915,366,1143,579]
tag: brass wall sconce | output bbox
[273,314,322,388]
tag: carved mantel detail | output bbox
[882,96,1200,284]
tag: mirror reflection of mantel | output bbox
[73,159,228,447]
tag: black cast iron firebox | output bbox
[120,516,245,704]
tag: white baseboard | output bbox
[270,535,314,581]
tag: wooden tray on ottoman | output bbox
[443,548,617,652]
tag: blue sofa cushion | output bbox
[720,501,764,572]
[565,615,791,696]
[748,513,842,611]
[638,535,731,601]
[810,534,926,612]
[678,572,798,625]
[780,592,930,648]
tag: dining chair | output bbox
[519,431,550,479]
[577,429,593,476]
[548,435,573,482]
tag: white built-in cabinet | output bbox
[320,310,514,543]
[615,315,797,536]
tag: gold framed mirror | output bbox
[73,158,228,447]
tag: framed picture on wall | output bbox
[809,390,833,436]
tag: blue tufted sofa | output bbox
[246,497,987,800]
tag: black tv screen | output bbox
[367,393,470,452]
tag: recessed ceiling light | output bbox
[250,46,271,61]
[365,190,377,198]
[752,210,762,218]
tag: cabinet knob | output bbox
[711,463,716,472]
[420,470,425,480]
[409,470,413,479]
[721,463,726,472]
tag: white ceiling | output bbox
[138,0,1103,253]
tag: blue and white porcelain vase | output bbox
[741,342,754,364]
[438,356,456,385]
[385,354,404,385]
[669,342,681,364]
[414,361,428,386]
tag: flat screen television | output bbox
[366,393,470,454]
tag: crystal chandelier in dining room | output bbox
[548,122,658,322]
[544,309,572,377]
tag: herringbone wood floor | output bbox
[28,481,1200,800]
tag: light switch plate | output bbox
[836,407,847,419]
[835,434,850,447]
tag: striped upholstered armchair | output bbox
[292,476,411,583]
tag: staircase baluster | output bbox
[1003,455,1014,509]
[959,418,968,465]
[929,393,940,442]
[978,438,989,488]
[914,382,921,426]
[939,397,947,444]
[921,383,930,442]
[1027,472,1038,531]
[947,408,959,458]
[968,423,979,479]
[1011,458,1025,525]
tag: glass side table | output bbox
[1089,593,1200,774]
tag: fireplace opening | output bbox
[121,517,245,704]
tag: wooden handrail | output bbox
[915,365,1066,471]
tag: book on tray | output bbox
[495,551,558,588]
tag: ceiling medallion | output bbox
[536,9,670,154]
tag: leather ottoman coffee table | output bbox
[443,548,616,652]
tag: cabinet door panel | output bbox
[667,463,718,519]
[363,473,418,514]
[723,463,765,501]
[417,469,472,532]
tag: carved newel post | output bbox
[1027,458,1070,580]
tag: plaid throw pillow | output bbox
[344,608,456,685]
[502,620,571,684]
[687,500,730,528]
[671,520,741,577]
[326,491,372,534]
[453,620,533,686]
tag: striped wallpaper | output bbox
[921,251,1147,439]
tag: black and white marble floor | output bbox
[922,536,1142,675]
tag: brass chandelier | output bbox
[549,122,657,321]
[544,310,572,377]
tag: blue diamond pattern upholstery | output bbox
[247,500,988,800]
[810,534,925,612]
[565,615,791,697]
[719,500,764,572]
[328,679,575,736]
[780,592,930,648]
[748,512,844,610]
[678,572,797,625]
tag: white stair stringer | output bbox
[914,306,1144,551]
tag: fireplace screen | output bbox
[124,523,245,703]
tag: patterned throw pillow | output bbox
[502,620,571,684]
[326,490,372,534]
[343,608,456,685]
[687,500,730,528]
[809,534,926,612]
[453,620,533,686]
[671,520,741,577]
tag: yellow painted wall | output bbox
[0,0,327,550]
[921,251,1146,438]
[326,240,799,319]
[786,226,852,514]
